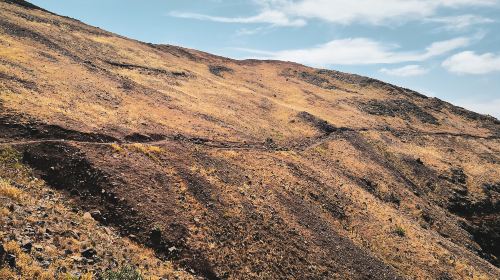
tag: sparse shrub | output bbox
[99,266,143,280]
[110,143,124,153]
[63,274,80,280]
[146,146,163,154]
[0,147,22,170]
[129,144,164,158]
[209,65,233,77]
[0,147,20,163]
[313,143,329,155]
[394,225,406,237]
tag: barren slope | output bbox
[0,0,499,279]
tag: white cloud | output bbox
[280,0,498,25]
[171,0,498,27]
[169,10,306,27]
[242,36,472,66]
[442,51,500,74]
[380,65,429,76]
[423,37,473,58]
[425,15,495,30]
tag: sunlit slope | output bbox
[0,1,497,144]
[0,1,499,279]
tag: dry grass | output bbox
[0,146,194,280]
[0,268,17,280]
[0,207,9,217]
[128,143,164,158]
[0,1,498,278]
[1,241,55,280]
[0,179,23,202]
[110,143,124,153]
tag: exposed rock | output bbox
[0,243,5,265]
[124,133,153,142]
[90,210,102,221]
[81,248,97,259]
[150,228,162,247]
[6,253,16,268]
[450,168,467,185]
[21,241,32,252]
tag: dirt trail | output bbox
[0,127,496,152]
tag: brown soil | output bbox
[0,1,499,279]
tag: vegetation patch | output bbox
[128,143,164,158]
[209,65,233,77]
[282,68,338,90]
[99,266,144,280]
[394,226,406,237]
[105,60,190,78]
[110,143,124,153]
[361,99,439,124]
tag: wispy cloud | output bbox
[281,0,498,25]
[236,27,268,36]
[442,51,500,74]
[380,65,429,77]
[240,36,473,66]
[170,0,499,27]
[169,10,306,27]
[425,15,495,31]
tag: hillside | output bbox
[0,0,499,279]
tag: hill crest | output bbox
[0,1,499,279]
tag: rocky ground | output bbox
[0,145,195,279]
[0,1,499,279]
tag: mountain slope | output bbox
[0,0,499,279]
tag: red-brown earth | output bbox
[0,1,499,279]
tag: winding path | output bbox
[0,127,497,153]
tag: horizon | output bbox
[29,0,500,118]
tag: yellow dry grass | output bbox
[0,179,23,202]
[1,241,53,280]
[110,143,124,153]
[128,143,164,156]
[0,1,498,279]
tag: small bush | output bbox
[0,147,20,164]
[394,226,406,237]
[63,274,80,280]
[0,147,22,170]
[99,266,143,280]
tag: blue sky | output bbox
[30,0,500,118]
